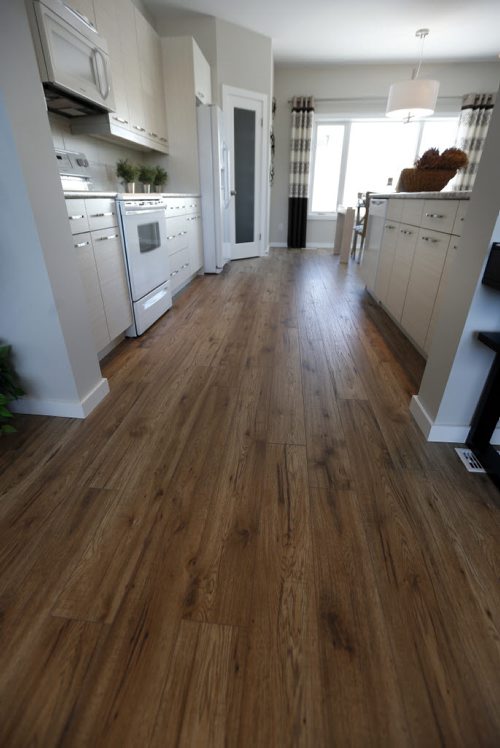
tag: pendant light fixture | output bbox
[386,29,440,123]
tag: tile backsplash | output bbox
[49,113,148,191]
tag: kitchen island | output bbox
[361,191,471,356]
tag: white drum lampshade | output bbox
[386,79,440,121]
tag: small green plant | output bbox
[153,165,168,187]
[138,165,156,185]
[116,159,138,184]
[0,344,24,435]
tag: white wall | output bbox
[49,114,149,191]
[0,2,108,418]
[214,19,273,105]
[271,62,500,247]
[411,95,500,444]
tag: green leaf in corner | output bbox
[0,406,13,418]
[0,423,16,434]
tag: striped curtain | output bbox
[455,93,496,191]
[287,96,315,248]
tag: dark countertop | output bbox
[372,191,471,200]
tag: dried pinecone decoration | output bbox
[415,148,441,170]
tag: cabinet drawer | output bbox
[386,199,403,223]
[165,216,189,255]
[401,199,424,227]
[374,221,399,304]
[421,200,458,234]
[451,200,468,236]
[86,198,118,231]
[66,199,89,235]
[165,198,191,217]
[185,198,201,214]
[169,247,191,292]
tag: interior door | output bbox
[224,91,263,260]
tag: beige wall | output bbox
[270,61,500,247]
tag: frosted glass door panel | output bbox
[234,108,256,245]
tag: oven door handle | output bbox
[123,209,164,216]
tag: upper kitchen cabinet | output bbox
[192,41,212,105]
[72,0,168,153]
[162,37,212,190]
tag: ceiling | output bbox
[144,0,500,65]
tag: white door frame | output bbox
[222,85,269,259]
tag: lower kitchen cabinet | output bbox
[74,233,110,353]
[384,223,418,321]
[92,228,133,341]
[401,229,449,350]
[165,196,203,295]
[365,195,469,357]
[68,197,132,355]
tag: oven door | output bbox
[120,207,169,301]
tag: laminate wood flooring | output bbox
[1,248,499,747]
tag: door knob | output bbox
[230,189,237,196]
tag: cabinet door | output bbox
[92,228,133,341]
[401,229,449,350]
[117,1,144,134]
[74,232,110,352]
[93,0,129,127]
[424,237,459,353]
[384,224,418,322]
[134,8,155,136]
[374,220,398,304]
[192,40,212,105]
[452,201,468,236]
[187,213,203,272]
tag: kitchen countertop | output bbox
[64,191,201,199]
[372,190,471,200]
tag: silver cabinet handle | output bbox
[421,236,440,243]
[385,224,396,229]
[113,116,128,124]
[69,214,85,220]
[170,270,179,276]
[148,132,158,138]
[372,199,384,205]
[160,137,168,143]
[167,235,176,240]
[134,125,146,132]
[95,233,119,241]
[401,229,413,235]
[425,213,444,219]
[74,240,90,248]
[181,262,190,269]
[90,212,114,218]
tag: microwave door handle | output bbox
[92,49,109,100]
[62,4,97,32]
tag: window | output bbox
[309,116,459,216]
[310,124,345,213]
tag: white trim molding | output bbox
[410,395,500,445]
[11,377,109,419]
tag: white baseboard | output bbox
[11,377,109,419]
[269,242,334,250]
[410,395,500,445]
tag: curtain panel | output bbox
[455,92,496,191]
[287,96,315,248]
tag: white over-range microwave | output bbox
[28,0,115,117]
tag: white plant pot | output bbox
[126,182,136,193]
[143,183,151,193]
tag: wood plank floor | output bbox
[1,248,499,747]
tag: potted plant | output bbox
[397,147,469,192]
[116,159,138,193]
[153,166,168,193]
[0,344,24,435]
[138,165,156,193]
